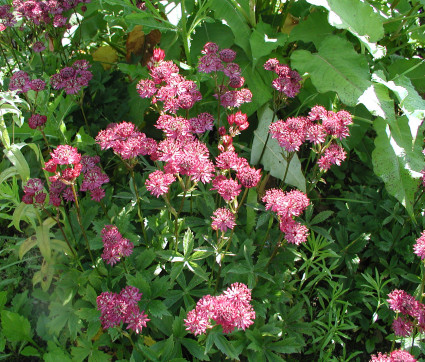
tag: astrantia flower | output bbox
[370,350,416,362]
[50,145,81,165]
[317,143,346,172]
[22,178,46,206]
[184,283,255,336]
[392,316,413,337]
[50,60,93,94]
[9,70,30,93]
[29,79,46,92]
[387,289,416,315]
[97,286,149,334]
[264,58,301,98]
[145,170,176,198]
[189,112,214,134]
[211,208,236,232]
[28,114,47,130]
[237,166,261,188]
[101,225,134,266]
[211,175,241,202]
[414,230,425,260]
[32,41,46,53]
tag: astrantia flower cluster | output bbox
[198,42,252,109]
[9,70,46,94]
[262,189,310,245]
[211,208,236,232]
[44,147,109,205]
[264,58,302,98]
[414,230,425,260]
[387,289,425,337]
[96,121,157,161]
[11,0,90,28]
[370,349,416,362]
[50,60,93,95]
[269,105,352,172]
[136,48,202,113]
[184,283,255,335]
[22,178,46,206]
[97,286,149,334]
[101,225,133,266]
[28,114,47,130]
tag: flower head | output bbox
[211,208,236,232]
[414,230,425,260]
[101,225,134,266]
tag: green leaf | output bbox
[210,0,251,55]
[388,59,425,93]
[306,0,385,58]
[191,21,234,58]
[310,211,334,225]
[1,310,32,342]
[148,300,171,318]
[372,117,423,218]
[183,228,194,256]
[36,224,51,262]
[291,36,371,107]
[21,346,40,357]
[19,235,37,259]
[182,338,210,361]
[251,105,305,191]
[0,167,18,185]
[0,292,7,312]
[373,72,425,141]
[289,11,334,48]
[187,261,209,281]
[213,333,240,360]
[44,347,72,362]
[4,145,30,182]
[249,20,288,67]
[245,188,257,234]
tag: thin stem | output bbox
[40,129,51,149]
[71,183,95,265]
[279,151,294,188]
[0,44,13,74]
[266,233,286,268]
[78,93,92,136]
[130,168,147,242]
[214,229,235,292]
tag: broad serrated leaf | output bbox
[372,117,423,218]
[250,20,288,67]
[310,211,334,225]
[1,310,32,342]
[289,11,334,48]
[210,0,251,55]
[373,72,425,141]
[187,261,209,281]
[291,36,371,107]
[306,0,385,58]
[251,105,305,191]
[21,346,40,357]
[148,300,171,318]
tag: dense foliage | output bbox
[0,0,424,361]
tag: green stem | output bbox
[266,233,286,268]
[279,151,294,188]
[214,229,235,292]
[71,183,95,265]
[130,168,147,242]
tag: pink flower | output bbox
[97,286,149,334]
[29,79,46,91]
[237,166,261,188]
[211,175,241,202]
[23,178,46,207]
[317,143,346,171]
[414,230,425,260]
[184,283,255,336]
[189,112,214,134]
[145,170,176,198]
[392,316,413,337]
[264,59,301,98]
[9,70,30,93]
[219,49,236,62]
[32,41,46,53]
[269,117,308,152]
[211,208,236,232]
[28,114,47,130]
[387,290,416,315]
[50,145,81,165]
[136,79,157,98]
[101,225,134,266]
[370,350,416,362]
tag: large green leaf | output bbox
[210,0,251,55]
[288,11,334,48]
[372,116,423,219]
[373,72,425,142]
[291,36,370,107]
[249,20,287,67]
[306,0,385,58]
[250,105,305,191]
[1,310,32,342]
